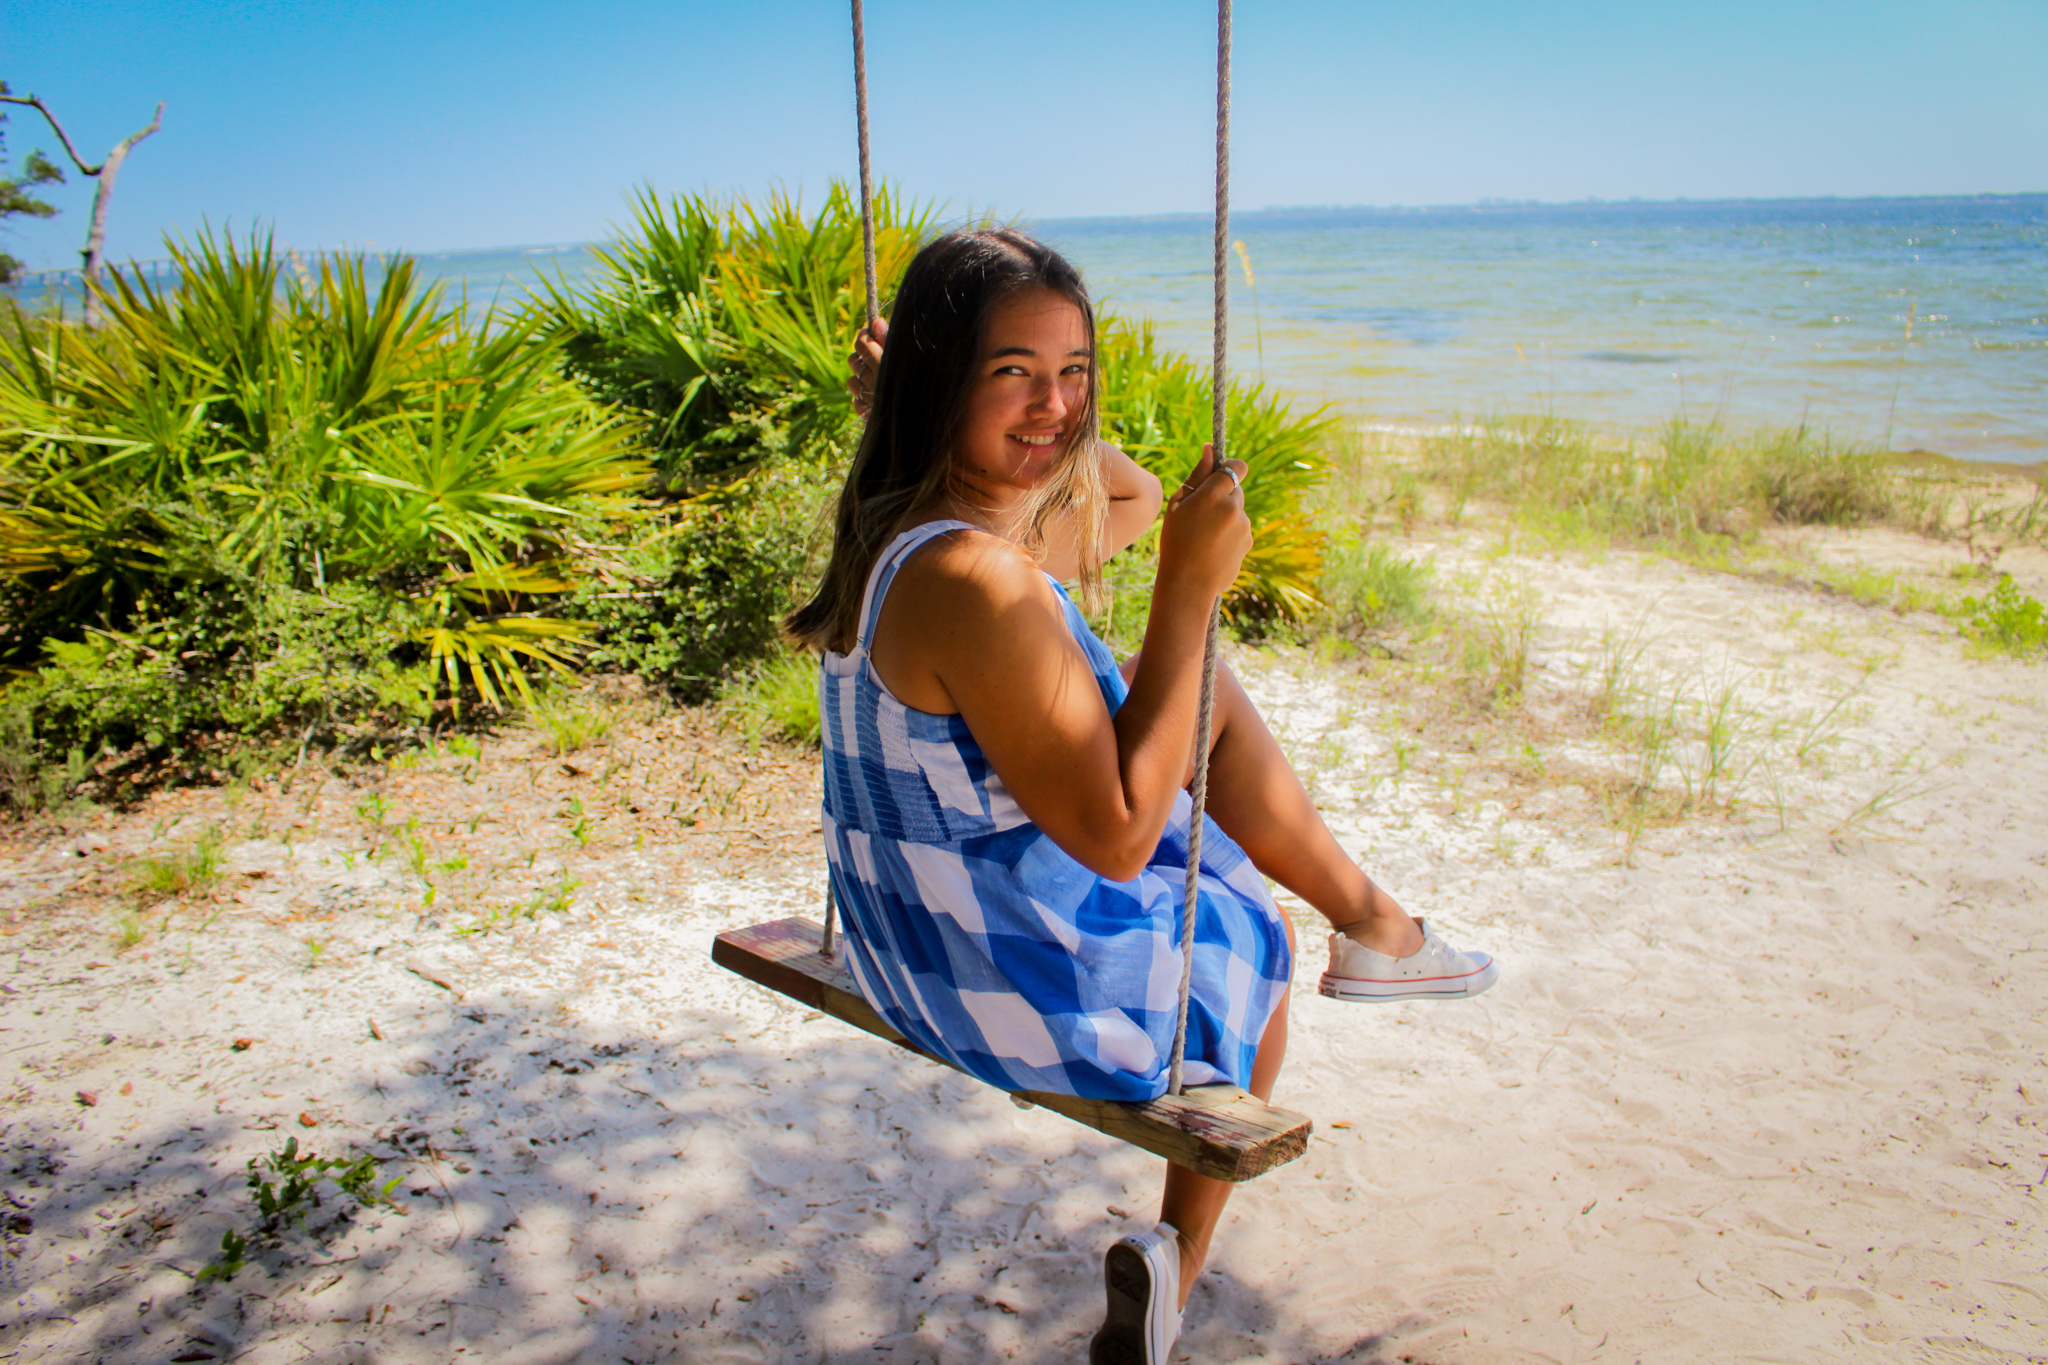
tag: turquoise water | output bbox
[14,195,2044,465]
[1034,196,2048,467]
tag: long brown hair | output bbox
[785,227,1105,655]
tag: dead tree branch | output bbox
[0,93,164,325]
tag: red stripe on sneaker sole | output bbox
[1317,963,1498,1001]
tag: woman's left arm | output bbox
[1036,441,1163,583]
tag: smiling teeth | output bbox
[1013,434,1056,445]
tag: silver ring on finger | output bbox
[1222,466,1242,491]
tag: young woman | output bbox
[786,228,1496,1365]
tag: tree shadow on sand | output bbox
[3,971,1434,1364]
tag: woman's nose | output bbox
[1028,375,1068,421]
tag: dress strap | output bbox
[853,520,977,655]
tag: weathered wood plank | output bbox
[712,916,1311,1183]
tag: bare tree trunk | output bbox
[0,94,164,327]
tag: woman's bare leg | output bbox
[1157,915,1293,1307]
[1120,655,1423,958]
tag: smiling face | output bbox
[950,287,1093,499]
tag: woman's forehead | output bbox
[982,289,1089,350]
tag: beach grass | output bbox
[720,648,824,748]
[1329,414,2045,556]
[525,690,618,756]
[1263,405,2039,863]
[126,825,226,902]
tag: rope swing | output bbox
[850,0,880,326]
[1170,0,1233,1100]
[712,0,1308,1185]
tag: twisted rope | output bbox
[851,0,880,323]
[826,0,883,961]
[1169,0,1231,1098]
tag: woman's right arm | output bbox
[871,449,1250,882]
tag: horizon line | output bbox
[8,189,2043,283]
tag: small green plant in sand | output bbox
[1583,619,1655,726]
[199,1138,402,1282]
[528,691,615,756]
[721,649,823,748]
[1318,537,1435,635]
[0,716,89,815]
[1811,562,1950,616]
[126,826,226,901]
[1956,577,2048,657]
[456,871,581,937]
[1449,582,1541,709]
[1675,672,1765,811]
[1828,762,1949,839]
[528,872,580,918]
[563,796,595,848]
[387,820,446,906]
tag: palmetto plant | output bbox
[1096,317,1336,624]
[539,192,1331,629]
[533,182,937,485]
[0,229,646,713]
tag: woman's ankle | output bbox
[1173,1227,1202,1311]
[1332,912,1424,958]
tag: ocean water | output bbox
[1033,196,2048,467]
[13,195,2044,466]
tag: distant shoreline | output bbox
[11,193,2045,285]
[1036,190,2048,232]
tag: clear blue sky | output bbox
[6,0,2045,270]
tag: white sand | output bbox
[3,533,2044,1363]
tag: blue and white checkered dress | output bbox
[820,520,1291,1103]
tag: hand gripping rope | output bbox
[833,0,1235,1104]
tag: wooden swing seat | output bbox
[713,916,1311,1183]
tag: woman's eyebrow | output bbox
[988,345,1094,359]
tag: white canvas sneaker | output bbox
[1089,1222,1181,1365]
[1319,918,1498,1002]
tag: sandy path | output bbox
[2,536,2043,1363]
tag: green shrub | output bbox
[1957,576,2048,656]
[532,183,935,485]
[0,578,437,808]
[0,230,647,798]
[0,194,1359,803]
[1096,318,1336,628]
[568,459,831,700]
[537,186,930,695]
[0,232,643,645]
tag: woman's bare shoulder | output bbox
[893,524,1052,611]
[870,525,1070,712]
